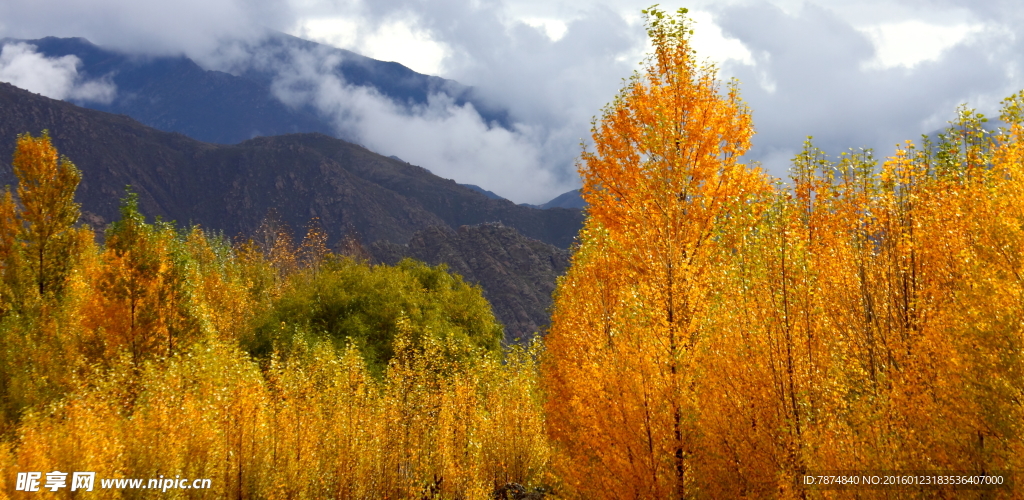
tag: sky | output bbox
[0,0,1021,204]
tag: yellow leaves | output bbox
[2,328,549,498]
[547,7,772,497]
[9,131,83,299]
[552,4,1024,493]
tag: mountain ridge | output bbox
[0,81,581,340]
[4,34,512,145]
[2,35,583,209]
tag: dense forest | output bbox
[1,6,1022,499]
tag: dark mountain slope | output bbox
[0,81,582,247]
[260,133,584,248]
[541,189,586,209]
[459,184,505,200]
[0,80,438,240]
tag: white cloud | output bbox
[0,0,292,60]
[296,16,449,75]
[859,20,986,70]
[521,18,568,42]
[0,42,116,103]
[709,1,1017,178]
[687,10,754,67]
[268,44,569,204]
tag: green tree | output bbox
[251,257,502,372]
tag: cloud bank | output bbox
[0,0,291,61]
[266,44,560,202]
[711,1,1016,176]
[0,43,116,103]
[2,0,1024,200]
[224,1,648,203]
[279,1,646,202]
[269,0,1024,194]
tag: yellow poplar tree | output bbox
[11,131,82,298]
[542,7,769,498]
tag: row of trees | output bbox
[0,133,551,498]
[543,7,1024,499]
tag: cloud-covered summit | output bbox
[0,42,116,104]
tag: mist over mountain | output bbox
[1,34,509,145]
[0,34,589,204]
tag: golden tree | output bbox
[542,7,769,498]
[10,131,83,298]
[0,190,19,314]
[0,132,94,426]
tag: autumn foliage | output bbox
[0,132,549,498]
[2,7,1024,499]
[542,7,1024,500]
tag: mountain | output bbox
[0,81,582,340]
[541,189,586,209]
[517,189,585,210]
[0,81,582,246]
[458,184,506,201]
[4,35,511,145]
[3,35,585,214]
[373,223,570,342]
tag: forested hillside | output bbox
[0,81,582,250]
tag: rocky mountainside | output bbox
[0,82,582,340]
[373,223,570,342]
[0,82,582,247]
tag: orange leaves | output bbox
[0,190,19,314]
[545,7,769,498]
[10,131,82,298]
[547,6,1024,498]
[87,192,179,362]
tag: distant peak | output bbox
[459,184,506,201]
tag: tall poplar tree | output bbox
[542,7,768,498]
[10,131,82,298]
